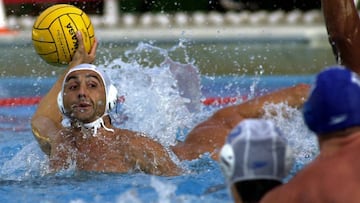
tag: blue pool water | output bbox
[0,38,322,202]
[0,70,318,202]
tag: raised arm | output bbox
[31,32,98,155]
[322,0,360,73]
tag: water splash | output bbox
[116,190,143,203]
[262,102,319,173]
[0,141,48,181]
[151,176,177,203]
[98,42,202,147]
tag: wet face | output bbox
[62,70,106,123]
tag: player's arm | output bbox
[173,83,310,160]
[31,31,98,155]
[231,83,310,118]
[322,0,360,73]
[191,83,309,134]
[48,131,75,172]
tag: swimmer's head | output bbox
[57,63,118,124]
[303,66,360,135]
[219,119,294,185]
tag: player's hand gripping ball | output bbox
[32,4,95,66]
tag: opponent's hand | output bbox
[69,31,98,67]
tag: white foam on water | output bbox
[115,190,143,203]
[113,175,230,203]
[0,141,49,180]
[262,102,319,171]
[150,176,177,203]
[98,42,203,147]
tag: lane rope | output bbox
[0,97,42,107]
[0,96,246,107]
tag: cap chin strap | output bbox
[61,116,114,138]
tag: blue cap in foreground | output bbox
[303,66,360,135]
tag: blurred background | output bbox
[0,0,351,76]
[1,0,328,30]
[3,0,322,16]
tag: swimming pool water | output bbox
[0,73,318,203]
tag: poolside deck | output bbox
[0,10,328,47]
[0,10,333,76]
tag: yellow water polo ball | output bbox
[32,4,95,66]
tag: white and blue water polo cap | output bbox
[219,119,294,185]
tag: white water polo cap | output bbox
[57,64,118,134]
[219,119,294,184]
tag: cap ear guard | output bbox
[57,84,118,115]
[107,84,118,112]
[58,64,118,116]
[219,144,235,182]
[57,92,66,114]
[284,145,295,175]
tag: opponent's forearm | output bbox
[235,83,310,118]
[321,0,360,73]
[322,0,360,43]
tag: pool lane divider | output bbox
[0,96,247,107]
[0,96,42,106]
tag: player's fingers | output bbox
[69,32,85,67]
[89,37,98,56]
[70,31,96,65]
[84,38,97,64]
[76,31,85,52]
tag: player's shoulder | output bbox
[113,128,151,142]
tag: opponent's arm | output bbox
[322,0,360,73]
[230,83,309,119]
[173,83,310,161]
[31,32,98,155]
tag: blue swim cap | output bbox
[303,66,360,135]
